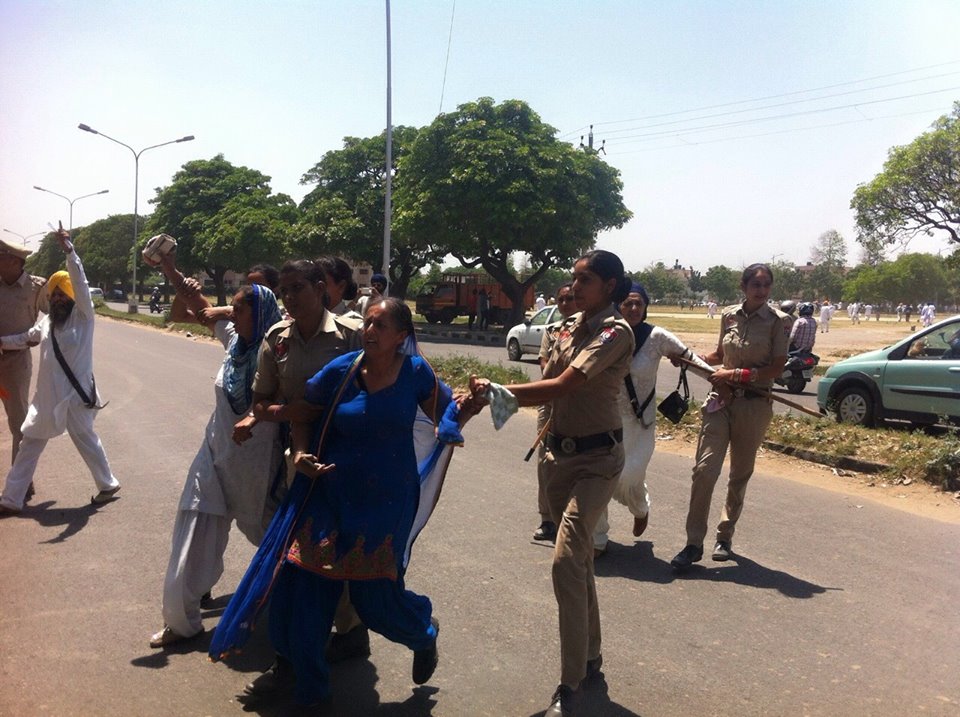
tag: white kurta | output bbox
[4,250,99,439]
[594,326,690,549]
[161,321,282,638]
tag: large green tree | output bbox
[24,231,64,279]
[702,265,741,303]
[396,97,631,325]
[72,214,135,289]
[633,262,686,302]
[843,253,949,305]
[146,155,295,304]
[295,126,435,299]
[852,102,960,247]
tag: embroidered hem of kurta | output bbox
[286,519,398,581]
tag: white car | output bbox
[88,287,104,300]
[506,305,561,360]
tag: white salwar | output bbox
[594,327,690,550]
[0,249,118,510]
[160,321,282,639]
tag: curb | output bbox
[416,325,506,346]
[763,441,890,474]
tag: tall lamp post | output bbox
[2,229,45,248]
[78,123,194,313]
[32,186,109,236]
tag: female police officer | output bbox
[670,263,789,571]
[471,249,633,717]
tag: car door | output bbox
[881,318,960,420]
[521,307,558,353]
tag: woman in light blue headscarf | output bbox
[148,264,284,649]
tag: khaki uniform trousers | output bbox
[685,396,773,546]
[542,442,623,688]
[0,350,32,465]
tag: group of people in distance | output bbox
[1,227,790,717]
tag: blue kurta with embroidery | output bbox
[286,351,437,581]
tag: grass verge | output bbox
[95,303,214,337]
[656,400,960,491]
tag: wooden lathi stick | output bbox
[524,418,552,462]
[676,356,823,419]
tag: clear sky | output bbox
[2,0,958,274]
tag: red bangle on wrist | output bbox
[740,368,752,384]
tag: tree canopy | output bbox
[146,155,295,303]
[396,97,631,323]
[72,214,135,288]
[296,126,437,298]
[852,102,960,247]
[702,265,741,304]
[633,262,687,302]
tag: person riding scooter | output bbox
[149,286,163,314]
[789,302,817,353]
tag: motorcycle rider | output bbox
[149,286,163,314]
[779,300,797,335]
[789,303,817,353]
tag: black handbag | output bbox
[657,364,690,424]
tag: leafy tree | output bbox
[702,265,741,303]
[396,97,631,325]
[770,260,806,299]
[852,102,960,247]
[296,126,435,299]
[807,263,844,303]
[535,266,576,299]
[72,214,135,289]
[633,262,686,302]
[810,229,848,269]
[843,253,948,305]
[857,234,888,267]
[408,263,444,297]
[24,232,64,278]
[687,268,704,294]
[146,155,295,304]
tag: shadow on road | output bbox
[594,541,838,598]
[23,499,114,544]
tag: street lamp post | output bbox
[2,229,45,247]
[32,186,109,236]
[78,123,194,313]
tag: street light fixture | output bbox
[2,228,45,247]
[32,186,109,236]
[78,123,195,313]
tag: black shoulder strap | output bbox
[624,375,656,425]
[50,329,101,409]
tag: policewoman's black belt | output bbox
[545,428,623,456]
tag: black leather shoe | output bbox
[25,483,35,502]
[242,656,295,698]
[325,624,371,663]
[712,540,732,561]
[412,617,439,685]
[585,654,603,681]
[544,684,576,717]
[670,544,703,571]
[533,521,557,542]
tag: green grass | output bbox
[95,304,214,337]
[429,354,528,390]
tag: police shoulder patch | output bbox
[599,327,619,344]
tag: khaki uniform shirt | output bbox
[718,302,790,388]
[253,310,362,403]
[543,304,633,437]
[0,271,47,341]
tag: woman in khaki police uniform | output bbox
[471,250,633,717]
[671,263,789,571]
[230,259,365,699]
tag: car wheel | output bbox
[507,338,522,361]
[834,386,875,427]
[785,376,807,394]
[424,313,439,324]
[439,308,456,324]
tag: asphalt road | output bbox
[1,318,957,716]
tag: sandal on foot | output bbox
[149,625,203,648]
[92,485,121,504]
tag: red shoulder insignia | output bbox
[599,327,618,344]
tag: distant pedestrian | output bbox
[707,300,717,319]
[819,300,833,333]
[477,289,490,330]
[466,289,478,330]
[535,293,546,311]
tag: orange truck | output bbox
[415,273,534,325]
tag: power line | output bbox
[438,0,457,115]
[559,59,960,139]
[605,105,953,155]
[604,86,960,144]
[599,71,960,137]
